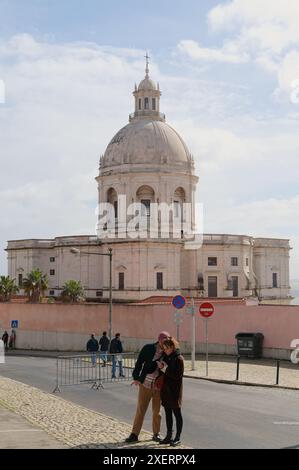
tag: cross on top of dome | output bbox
[145,52,150,78]
[131,53,164,122]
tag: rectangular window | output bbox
[50,257,55,262]
[208,257,217,266]
[231,276,239,297]
[141,199,151,216]
[144,97,149,109]
[18,274,23,287]
[246,258,249,267]
[174,201,180,218]
[96,290,103,297]
[231,257,238,266]
[50,269,55,276]
[272,273,278,288]
[138,98,141,110]
[197,274,204,291]
[114,201,118,219]
[152,98,156,110]
[208,276,218,297]
[157,272,163,290]
[119,272,125,291]
[49,290,55,296]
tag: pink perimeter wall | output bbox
[0,302,298,353]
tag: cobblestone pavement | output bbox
[184,355,299,389]
[0,376,186,449]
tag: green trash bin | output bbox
[235,332,264,358]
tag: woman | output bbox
[157,337,184,446]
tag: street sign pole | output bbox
[172,296,185,342]
[192,297,196,371]
[205,319,209,377]
[199,302,215,378]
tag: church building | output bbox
[6,59,291,303]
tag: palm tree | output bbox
[60,280,85,303]
[0,276,19,302]
[23,269,49,303]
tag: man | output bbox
[125,331,170,443]
[109,333,125,379]
[99,331,110,367]
[86,334,99,366]
[1,331,8,350]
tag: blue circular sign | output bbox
[172,295,186,309]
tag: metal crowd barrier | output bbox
[52,352,136,393]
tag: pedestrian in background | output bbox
[99,331,110,367]
[2,331,8,350]
[86,334,99,366]
[157,337,184,447]
[9,329,16,349]
[109,333,125,379]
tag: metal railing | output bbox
[235,356,296,386]
[129,111,165,121]
[52,352,136,393]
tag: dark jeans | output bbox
[164,407,183,438]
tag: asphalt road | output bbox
[1,356,299,449]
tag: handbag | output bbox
[154,374,164,391]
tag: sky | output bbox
[0,0,299,280]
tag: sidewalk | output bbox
[184,355,299,389]
[0,406,66,449]
[0,376,187,449]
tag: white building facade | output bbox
[6,62,292,303]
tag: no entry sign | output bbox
[199,302,214,318]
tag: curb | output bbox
[184,374,299,391]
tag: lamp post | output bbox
[70,247,113,341]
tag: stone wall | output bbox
[0,301,298,360]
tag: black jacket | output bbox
[109,338,123,354]
[86,338,99,352]
[2,333,8,343]
[99,335,110,351]
[132,343,163,384]
[161,349,184,409]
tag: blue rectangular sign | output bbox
[11,320,18,328]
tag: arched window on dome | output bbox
[107,188,118,234]
[136,186,155,233]
[173,187,186,238]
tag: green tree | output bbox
[60,280,85,303]
[23,269,49,303]
[0,276,19,302]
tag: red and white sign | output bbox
[199,302,214,318]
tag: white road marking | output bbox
[0,429,43,433]
[273,422,299,425]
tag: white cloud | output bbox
[275,51,299,100]
[177,39,249,64]
[0,35,150,273]
[203,194,299,280]
[177,1,299,103]
[208,0,299,40]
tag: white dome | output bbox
[138,77,157,91]
[101,119,193,174]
